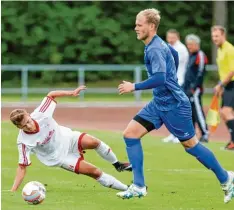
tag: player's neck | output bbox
[143,33,157,45]
[220,40,226,48]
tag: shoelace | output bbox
[127,185,137,194]
[221,185,232,195]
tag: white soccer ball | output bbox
[22,181,46,205]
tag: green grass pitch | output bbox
[1,121,234,210]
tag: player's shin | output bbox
[94,141,118,164]
[124,137,145,187]
[97,172,128,191]
[186,142,228,184]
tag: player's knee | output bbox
[181,136,198,149]
[220,107,233,121]
[89,136,100,148]
[123,128,136,138]
[82,134,100,149]
[81,167,102,179]
[91,168,102,179]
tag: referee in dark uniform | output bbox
[183,34,209,143]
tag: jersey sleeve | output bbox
[33,96,57,117]
[148,47,166,74]
[17,143,32,166]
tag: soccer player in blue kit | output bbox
[117,8,234,203]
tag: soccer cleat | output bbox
[221,171,234,203]
[162,134,176,143]
[113,162,132,172]
[224,142,234,150]
[199,135,209,143]
[116,184,147,199]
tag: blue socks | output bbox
[124,137,145,187]
[186,143,228,184]
[124,137,228,186]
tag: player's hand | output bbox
[118,81,135,95]
[72,85,87,96]
[214,84,223,97]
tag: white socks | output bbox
[97,172,128,191]
[95,141,118,164]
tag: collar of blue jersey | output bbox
[145,34,158,48]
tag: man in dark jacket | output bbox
[183,34,209,143]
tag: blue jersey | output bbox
[144,35,188,111]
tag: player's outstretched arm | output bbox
[11,165,27,192]
[47,85,86,99]
[118,72,166,95]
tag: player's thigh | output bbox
[161,101,195,141]
[80,134,100,150]
[71,132,110,151]
[220,106,234,121]
[124,101,163,138]
[123,119,149,138]
[60,154,101,179]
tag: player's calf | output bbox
[77,160,128,191]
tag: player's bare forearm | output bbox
[11,165,27,192]
[47,86,86,99]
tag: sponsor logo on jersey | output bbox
[41,129,55,145]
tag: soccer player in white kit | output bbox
[10,86,131,192]
[162,29,189,143]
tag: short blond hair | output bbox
[10,109,27,126]
[137,8,161,30]
[211,25,226,34]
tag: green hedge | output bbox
[2,1,234,83]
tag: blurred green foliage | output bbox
[1,1,234,84]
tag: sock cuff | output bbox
[185,142,200,154]
[124,137,141,146]
[96,172,104,181]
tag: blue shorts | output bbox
[135,100,195,141]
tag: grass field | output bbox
[2,121,234,210]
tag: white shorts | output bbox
[60,131,87,173]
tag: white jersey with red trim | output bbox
[17,96,75,167]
